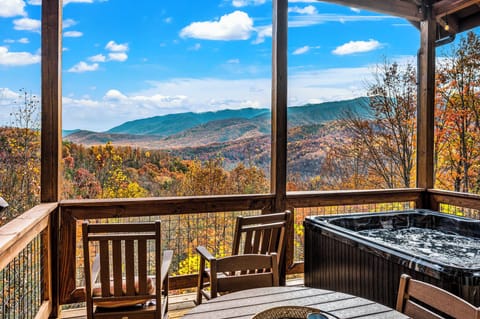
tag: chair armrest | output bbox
[196,246,216,261]
[161,250,173,283]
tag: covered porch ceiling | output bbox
[321,0,480,39]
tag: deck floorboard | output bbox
[59,278,304,319]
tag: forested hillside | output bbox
[64,97,370,148]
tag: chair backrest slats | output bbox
[259,228,271,254]
[243,230,254,253]
[397,274,480,319]
[99,240,110,297]
[403,301,444,319]
[112,239,123,296]
[137,238,148,295]
[232,212,290,266]
[125,239,135,295]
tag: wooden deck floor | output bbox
[61,292,197,319]
[60,278,303,319]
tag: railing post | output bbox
[272,0,288,285]
[41,0,62,314]
[49,208,60,318]
[271,0,288,214]
[416,1,436,197]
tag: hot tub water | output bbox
[357,227,480,268]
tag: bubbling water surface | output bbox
[357,227,480,268]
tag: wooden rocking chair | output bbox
[82,220,173,319]
[196,211,291,304]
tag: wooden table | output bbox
[183,286,409,319]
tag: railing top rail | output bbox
[288,188,425,196]
[0,202,57,271]
[60,194,276,219]
[428,188,480,199]
[60,193,275,206]
[287,188,425,208]
[428,188,480,211]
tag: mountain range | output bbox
[64,97,370,149]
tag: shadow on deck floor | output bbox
[61,278,304,319]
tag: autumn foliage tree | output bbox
[435,31,480,192]
[0,90,40,225]
[320,61,417,189]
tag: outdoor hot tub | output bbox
[304,209,480,308]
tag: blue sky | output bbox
[0,0,422,131]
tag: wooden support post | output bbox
[271,0,288,285]
[416,3,436,204]
[41,0,62,316]
[271,0,288,214]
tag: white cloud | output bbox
[104,89,127,100]
[64,31,83,37]
[13,17,41,32]
[164,17,172,24]
[289,5,317,15]
[289,13,397,28]
[0,0,26,18]
[350,7,361,13]
[189,43,201,51]
[108,52,128,62]
[68,61,99,73]
[63,0,93,5]
[232,0,266,7]
[0,46,40,66]
[180,11,253,41]
[89,54,106,62]
[0,88,20,125]
[293,45,310,55]
[0,87,19,100]
[252,24,271,44]
[27,0,41,4]
[63,19,77,28]
[105,40,128,52]
[332,39,381,55]
[288,67,374,106]
[227,59,240,64]
[4,37,29,44]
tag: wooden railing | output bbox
[57,189,424,304]
[0,203,57,319]
[2,188,480,318]
[58,194,275,304]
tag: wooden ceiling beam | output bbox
[433,0,480,18]
[318,0,422,21]
[458,11,480,32]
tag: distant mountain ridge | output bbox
[64,97,370,148]
[107,107,270,137]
